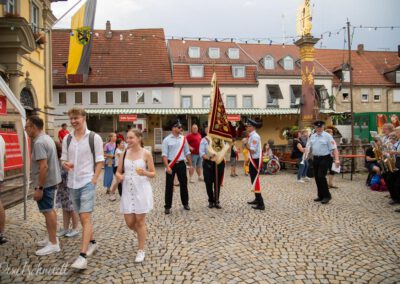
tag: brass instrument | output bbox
[383,142,398,173]
[372,141,386,172]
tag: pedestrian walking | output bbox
[104,133,117,194]
[309,120,340,204]
[111,139,124,197]
[245,119,265,210]
[61,107,104,269]
[25,116,61,256]
[115,129,155,262]
[230,138,238,177]
[162,119,193,214]
[58,123,70,143]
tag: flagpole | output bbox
[52,0,84,27]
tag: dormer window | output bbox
[232,65,245,78]
[190,65,204,78]
[209,48,220,59]
[283,56,294,70]
[228,48,240,59]
[263,55,274,70]
[188,47,200,58]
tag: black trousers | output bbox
[386,170,400,202]
[313,155,331,199]
[165,161,189,209]
[203,159,225,204]
[249,159,264,206]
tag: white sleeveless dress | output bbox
[120,153,153,214]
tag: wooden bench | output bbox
[275,152,298,170]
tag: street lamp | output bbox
[319,86,328,109]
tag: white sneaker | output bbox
[65,229,79,238]
[57,229,68,237]
[109,194,116,201]
[135,250,145,263]
[35,242,60,256]
[297,179,305,183]
[86,243,98,256]
[70,256,87,270]
[189,179,195,184]
[37,238,49,247]
[303,177,311,182]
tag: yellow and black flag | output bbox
[66,0,97,84]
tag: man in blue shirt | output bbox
[162,119,192,214]
[309,120,340,204]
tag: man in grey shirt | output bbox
[25,116,61,256]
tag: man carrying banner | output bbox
[162,119,193,214]
[245,119,265,210]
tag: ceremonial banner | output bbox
[0,131,23,171]
[208,73,232,142]
[66,0,97,83]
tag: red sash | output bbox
[168,135,186,168]
[249,142,263,193]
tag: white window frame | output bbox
[31,2,39,33]
[228,48,240,59]
[226,95,236,108]
[396,71,400,84]
[188,46,200,58]
[264,55,274,69]
[209,47,220,59]
[75,92,82,105]
[232,65,245,78]
[152,90,162,104]
[90,91,98,104]
[342,70,350,83]
[6,0,16,14]
[243,95,253,108]
[283,56,294,70]
[136,90,145,104]
[361,89,369,102]
[189,65,204,78]
[202,95,210,108]
[58,92,66,105]
[105,91,113,104]
[393,89,400,103]
[373,88,381,102]
[181,96,192,108]
[121,91,129,104]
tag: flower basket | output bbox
[34,32,46,45]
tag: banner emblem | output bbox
[77,27,91,45]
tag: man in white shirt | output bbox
[61,107,104,269]
[0,134,6,244]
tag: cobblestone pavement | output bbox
[1,167,400,284]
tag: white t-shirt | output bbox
[0,135,5,181]
[115,148,124,168]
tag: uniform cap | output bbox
[313,120,325,127]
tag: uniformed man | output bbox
[162,120,193,214]
[309,120,340,204]
[245,119,265,210]
[200,125,225,209]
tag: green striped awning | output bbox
[85,108,338,115]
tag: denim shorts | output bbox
[37,185,56,213]
[192,154,202,168]
[69,182,96,213]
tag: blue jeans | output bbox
[37,185,57,213]
[297,159,309,180]
[69,182,96,213]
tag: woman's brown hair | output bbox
[128,128,144,147]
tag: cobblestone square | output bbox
[1,168,399,283]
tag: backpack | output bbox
[66,131,96,171]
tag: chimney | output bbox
[105,20,112,38]
[357,44,364,55]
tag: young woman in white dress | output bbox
[115,129,155,262]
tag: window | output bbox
[226,95,236,108]
[202,96,210,108]
[228,48,239,59]
[209,48,220,59]
[263,55,274,69]
[342,70,350,83]
[361,89,369,102]
[152,90,162,104]
[283,56,294,70]
[121,91,129,104]
[31,3,39,33]
[6,0,16,14]
[393,89,400,102]
[136,90,144,104]
[189,65,204,78]
[75,92,82,104]
[90,92,98,104]
[342,89,350,101]
[58,92,66,105]
[266,85,282,107]
[290,85,302,107]
[106,91,113,104]
[188,47,200,58]
[396,71,400,84]
[181,96,192,108]
[373,88,381,102]
[243,96,253,108]
[232,65,245,78]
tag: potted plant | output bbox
[34,32,46,45]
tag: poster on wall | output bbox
[0,91,7,115]
[0,131,23,171]
[376,113,400,134]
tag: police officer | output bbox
[200,125,225,209]
[309,120,340,204]
[245,119,265,210]
[162,119,193,214]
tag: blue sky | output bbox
[52,0,400,51]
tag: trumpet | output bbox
[383,142,398,173]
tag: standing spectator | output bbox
[104,133,117,195]
[116,129,155,262]
[110,139,124,198]
[61,107,104,269]
[292,131,306,183]
[25,116,61,255]
[116,131,125,141]
[58,123,70,143]
[230,138,239,177]
[54,141,79,238]
[186,124,203,183]
[0,134,6,244]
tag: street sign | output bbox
[227,114,241,121]
[119,114,137,122]
[0,95,6,115]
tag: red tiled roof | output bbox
[52,28,173,88]
[239,43,332,77]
